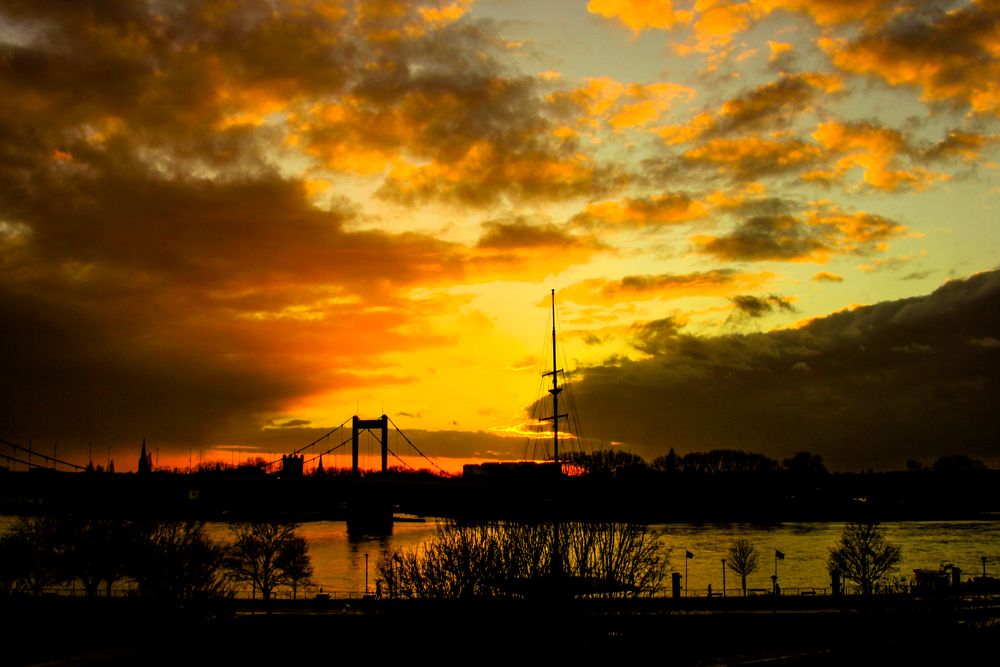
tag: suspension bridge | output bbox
[1,414,444,477]
[267,414,446,477]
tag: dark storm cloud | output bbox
[476,217,597,250]
[697,215,827,261]
[708,72,843,137]
[558,269,771,306]
[696,209,903,262]
[0,285,302,448]
[549,270,1000,470]
[920,130,997,162]
[0,0,356,167]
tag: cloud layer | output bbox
[1,1,997,470]
[558,270,1000,470]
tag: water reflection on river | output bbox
[205,518,1000,597]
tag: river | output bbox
[3,515,997,598]
[209,517,1000,597]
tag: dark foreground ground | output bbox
[5,595,999,666]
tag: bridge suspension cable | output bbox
[302,435,353,466]
[1,438,86,471]
[267,417,354,468]
[386,415,446,475]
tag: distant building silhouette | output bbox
[280,453,304,479]
[137,438,153,475]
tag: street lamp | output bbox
[390,553,402,600]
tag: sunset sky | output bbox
[2,0,999,472]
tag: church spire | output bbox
[138,437,152,475]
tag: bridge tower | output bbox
[351,414,389,474]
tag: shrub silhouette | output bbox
[379,521,667,599]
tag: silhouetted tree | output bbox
[681,449,779,475]
[275,534,313,600]
[651,447,680,474]
[2,516,66,595]
[828,520,901,595]
[132,520,229,609]
[782,451,828,477]
[932,454,987,474]
[225,522,311,606]
[379,521,667,600]
[727,538,759,596]
[62,517,136,598]
[0,530,33,596]
[566,450,647,479]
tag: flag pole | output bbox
[684,549,694,597]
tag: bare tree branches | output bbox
[828,520,901,595]
[225,522,312,604]
[379,521,668,600]
[727,538,759,596]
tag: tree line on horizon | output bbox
[564,449,992,480]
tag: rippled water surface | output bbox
[213,518,1000,596]
[4,515,996,597]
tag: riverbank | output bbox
[4,467,1000,524]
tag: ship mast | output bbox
[543,288,567,471]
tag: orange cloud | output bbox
[704,182,770,210]
[575,193,709,229]
[659,72,841,144]
[357,0,472,41]
[812,121,942,191]
[685,2,756,53]
[378,141,619,206]
[812,271,844,283]
[717,72,841,129]
[666,1,902,55]
[694,214,829,262]
[858,253,923,273]
[550,77,626,124]
[819,2,1000,116]
[658,112,715,145]
[609,82,699,129]
[550,78,696,134]
[587,0,693,34]
[922,130,997,163]
[694,203,904,262]
[469,216,606,277]
[768,40,794,62]
[760,0,897,27]
[418,0,474,25]
[682,136,824,180]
